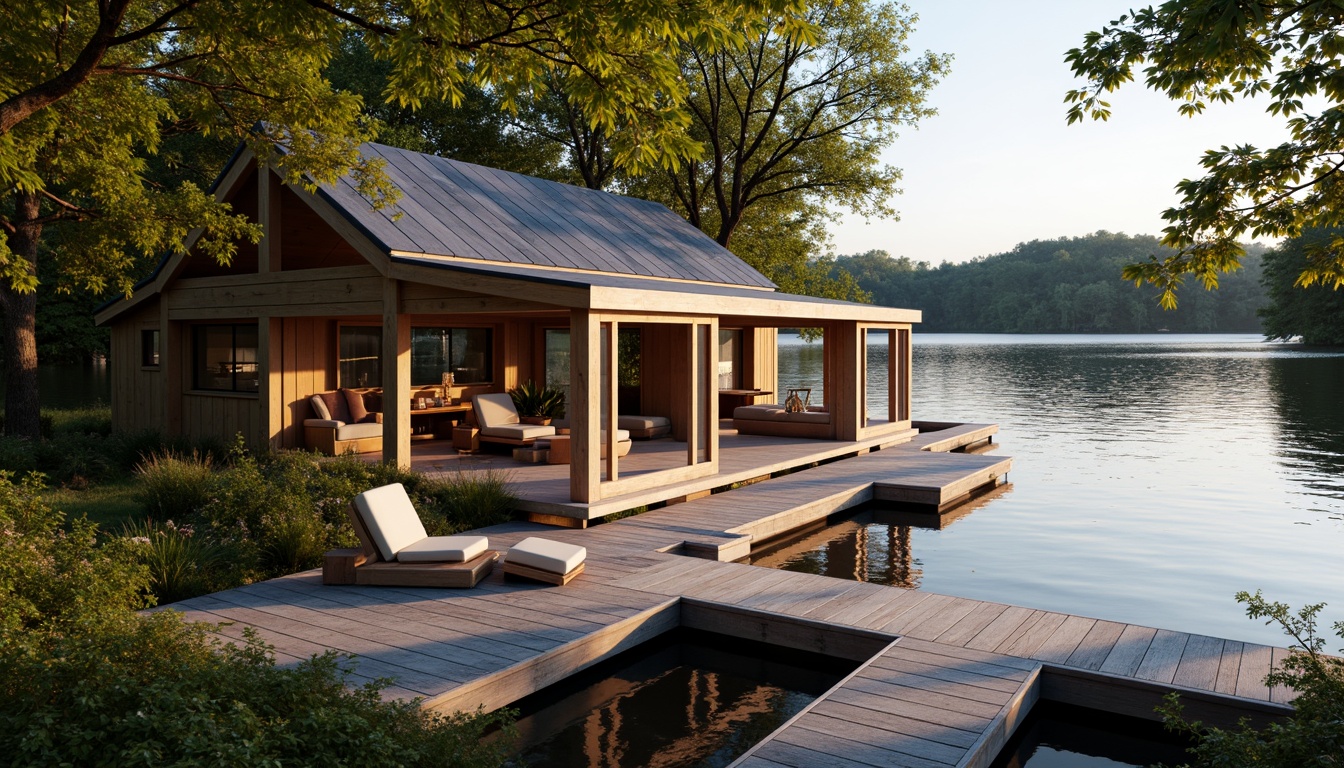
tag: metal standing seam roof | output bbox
[318,142,777,290]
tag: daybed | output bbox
[473,392,557,446]
[617,415,671,439]
[323,482,498,588]
[732,404,832,439]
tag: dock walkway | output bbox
[166,424,1294,767]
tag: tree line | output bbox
[831,232,1269,334]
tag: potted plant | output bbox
[509,380,566,425]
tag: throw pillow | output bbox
[343,388,376,423]
[318,390,351,423]
[310,395,332,420]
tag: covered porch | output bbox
[368,421,918,522]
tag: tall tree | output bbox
[1260,229,1344,345]
[0,0,807,438]
[1067,1,1344,307]
[325,34,564,180]
[533,0,947,300]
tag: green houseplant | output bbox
[508,381,566,425]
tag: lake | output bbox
[778,332,1344,646]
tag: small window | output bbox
[192,324,258,393]
[141,329,160,367]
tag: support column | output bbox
[382,279,411,469]
[258,317,283,449]
[605,320,619,483]
[833,322,863,441]
[161,299,183,436]
[570,309,600,502]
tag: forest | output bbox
[831,231,1268,334]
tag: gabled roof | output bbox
[319,143,776,289]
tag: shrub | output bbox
[0,472,149,635]
[135,451,217,520]
[1160,591,1344,767]
[121,518,238,605]
[426,470,519,534]
[0,472,513,768]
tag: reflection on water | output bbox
[777,333,1344,646]
[989,702,1191,768]
[501,628,851,768]
[11,362,112,409]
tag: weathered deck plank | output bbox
[165,425,1299,768]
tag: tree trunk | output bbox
[2,192,43,439]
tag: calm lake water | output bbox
[777,332,1344,646]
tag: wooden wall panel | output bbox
[110,301,165,434]
[640,324,691,441]
[181,394,258,447]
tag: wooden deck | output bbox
[374,423,936,521]
[165,422,1297,767]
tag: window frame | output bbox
[190,323,259,394]
[141,329,160,369]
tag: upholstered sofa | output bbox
[732,404,831,439]
[305,389,383,455]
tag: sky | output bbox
[829,1,1300,264]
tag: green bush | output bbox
[0,472,513,767]
[135,451,217,520]
[0,472,149,635]
[1161,591,1344,767]
[426,470,519,534]
[121,518,239,605]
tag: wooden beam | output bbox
[161,300,183,435]
[898,328,912,422]
[706,319,719,465]
[258,168,281,273]
[388,260,590,308]
[258,317,283,449]
[569,309,600,502]
[889,329,898,427]
[589,285,922,324]
[382,279,411,469]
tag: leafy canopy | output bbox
[1258,227,1344,345]
[1065,1,1344,307]
[0,0,812,296]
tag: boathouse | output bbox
[96,143,921,518]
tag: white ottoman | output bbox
[503,537,586,585]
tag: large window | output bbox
[339,325,493,389]
[192,324,258,392]
[544,329,571,398]
[545,328,640,405]
[718,328,742,389]
[411,327,492,386]
[339,326,381,389]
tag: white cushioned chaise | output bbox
[732,404,832,439]
[353,483,488,563]
[472,393,556,446]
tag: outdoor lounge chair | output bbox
[503,537,586,585]
[472,393,557,447]
[322,483,498,588]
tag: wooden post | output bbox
[705,319,719,464]
[833,322,862,441]
[257,168,282,273]
[686,321,699,466]
[606,320,619,482]
[161,299,183,436]
[258,317,283,449]
[888,329,898,425]
[898,327,912,423]
[382,279,411,469]
[570,309,601,502]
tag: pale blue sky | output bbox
[830,1,1296,263]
